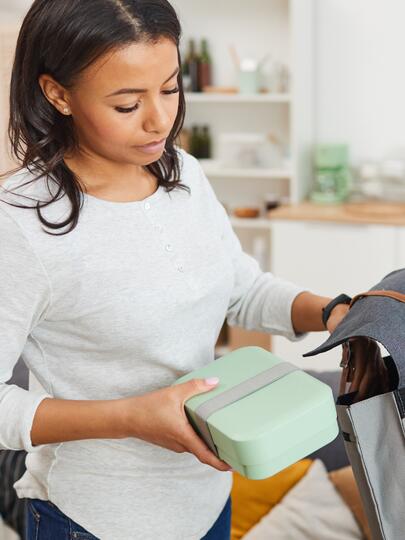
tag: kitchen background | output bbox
[1,0,405,373]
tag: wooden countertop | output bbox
[267,201,405,226]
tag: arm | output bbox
[195,162,307,340]
[291,291,350,334]
[0,207,52,451]
[30,396,129,446]
[0,207,136,449]
[32,382,233,472]
[194,158,349,339]
[32,289,344,444]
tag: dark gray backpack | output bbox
[305,269,405,540]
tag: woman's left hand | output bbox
[326,303,350,334]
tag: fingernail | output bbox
[205,377,220,385]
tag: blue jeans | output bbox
[201,496,231,540]
[27,496,232,539]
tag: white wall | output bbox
[0,0,29,15]
[314,0,405,164]
[0,0,29,11]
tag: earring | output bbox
[63,107,70,115]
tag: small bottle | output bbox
[200,125,212,159]
[190,125,202,158]
[181,58,192,92]
[198,38,212,92]
[264,193,280,213]
[179,127,191,153]
[185,39,199,93]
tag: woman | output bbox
[0,1,349,538]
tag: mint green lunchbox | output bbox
[173,346,339,480]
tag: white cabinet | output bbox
[271,220,398,371]
[395,228,405,268]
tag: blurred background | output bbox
[0,2,402,539]
[1,0,405,370]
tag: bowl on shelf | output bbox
[233,207,261,219]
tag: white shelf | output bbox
[230,217,272,230]
[202,164,291,180]
[185,92,290,104]
[177,0,314,210]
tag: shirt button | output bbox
[166,244,173,252]
[178,265,184,272]
[144,202,151,210]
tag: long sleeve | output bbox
[196,161,309,341]
[0,206,52,451]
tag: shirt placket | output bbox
[142,200,196,290]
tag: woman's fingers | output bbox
[346,337,391,402]
[347,338,367,398]
[357,339,377,400]
[181,423,231,472]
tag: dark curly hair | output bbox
[1,0,188,235]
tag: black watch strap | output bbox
[322,294,352,328]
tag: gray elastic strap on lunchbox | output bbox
[193,362,299,456]
[337,389,405,540]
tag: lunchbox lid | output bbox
[174,346,337,466]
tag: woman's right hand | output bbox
[339,337,392,402]
[121,377,232,473]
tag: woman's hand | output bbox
[121,378,232,473]
[340,338,392,402]
[326,303,350,334]
[292,292,350,334]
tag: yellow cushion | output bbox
[230,459,313,540]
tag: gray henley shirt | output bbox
[0,149,306,539]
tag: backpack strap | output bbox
[350,290,405,308]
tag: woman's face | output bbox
[42,37,180,167]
